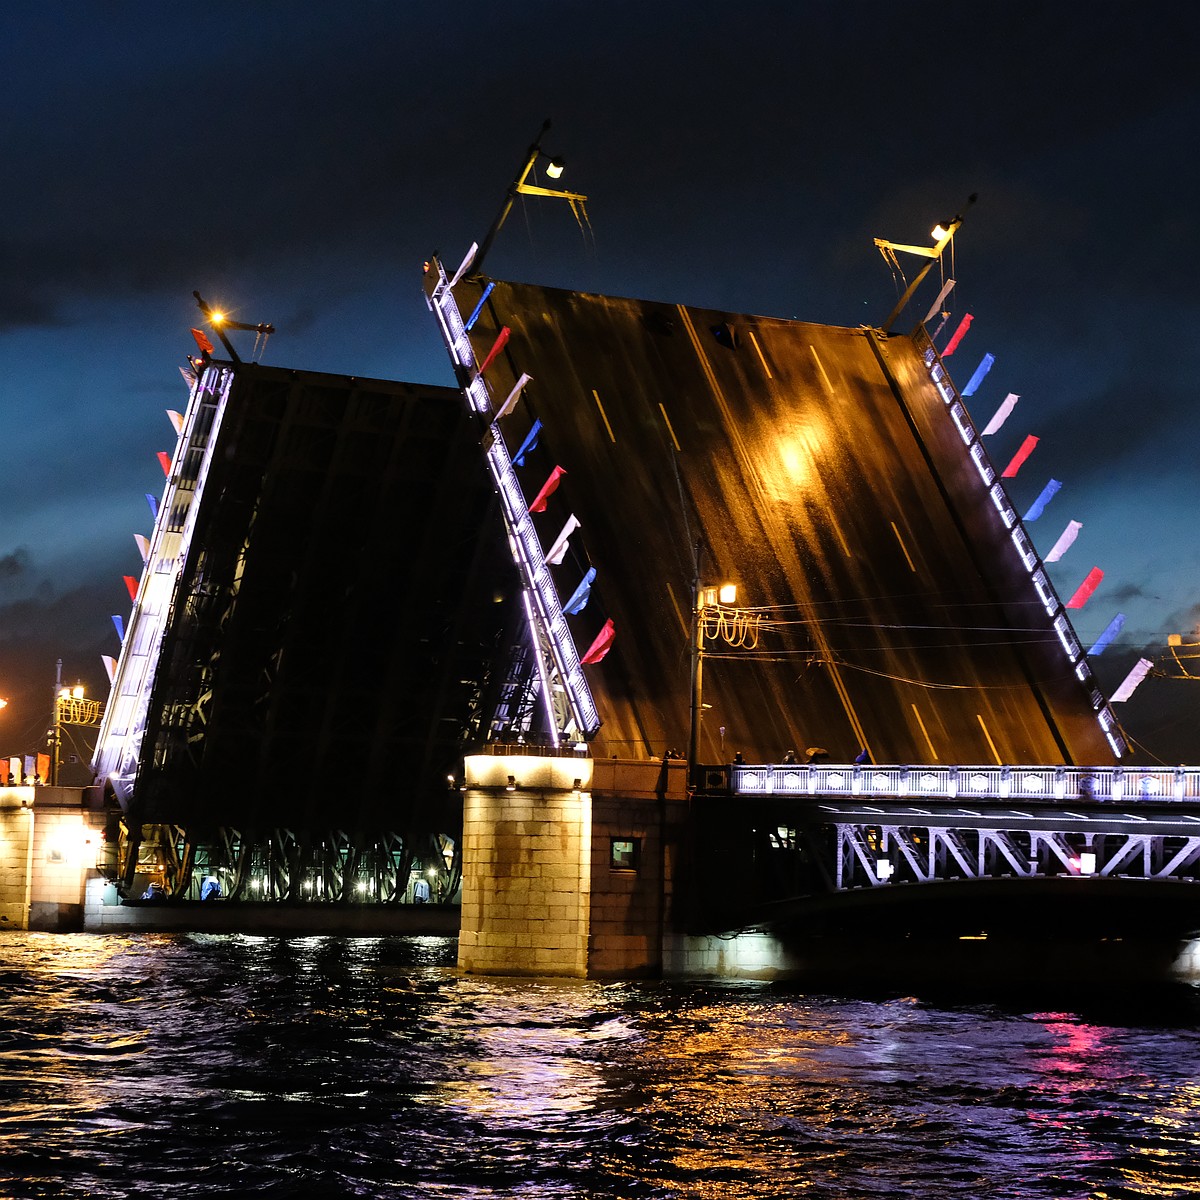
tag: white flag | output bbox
[448,241,478,288]
[981,394,1019,436]
[545,514,580,565]
[494,373,532,422]
[922,278,956,325]
[1045,520,1082,563]
[1110,657,1153,703]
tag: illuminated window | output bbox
[610,838,640,872]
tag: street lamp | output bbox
[472,119,589,279]
[687,543,761,779]
[876,194,977,333]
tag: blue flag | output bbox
[1023,478,1062,522]
[563,567,596,615]
[513,419,543,468]
[962,352,995,397]
[112,614,125,641]
[1088,612,1125,657]
[146,493,159,520]
[465,281,495,332]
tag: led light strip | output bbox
[916,328,1125,756]
[428,261,599,742]
[93,365,236,800]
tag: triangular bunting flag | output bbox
[146,493,159,520]
[157,451,172,476]
[166,409,185,434]
[123,575,139,602]
[190,327,214,355]
[134,534,150,562]
[563,567,597,615]
[528,465,566,513]
[101,655,117,684]
[580,618,616,664]
[112,614,125,640]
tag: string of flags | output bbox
[937,300,1129,661]
[448,270,617,678]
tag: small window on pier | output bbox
[610,838,640,872]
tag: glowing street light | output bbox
[876,194,977,333]
[472,119,589,279]
[687,543,760,777]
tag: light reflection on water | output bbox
[1,932,1200,1198]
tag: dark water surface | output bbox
[2,933,1200,1198]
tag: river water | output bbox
[2,932,1200,1198]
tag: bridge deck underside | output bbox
[134,366,517,832]
[463,280,1110,765]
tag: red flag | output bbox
[1000,434,1038,478]
[1066,567,1104,609]
[528,465,566,513]
[123,575,139,602]
[36,753,50,784]
[191,327,215,354]
[478,326,510,376]
[157,451,172,476]
[581,619,616,664]
[941,312,973,357]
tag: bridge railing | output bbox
[731,763,1200,803]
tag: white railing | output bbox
[733,762,1200,803]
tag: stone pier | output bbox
[458,752,800,978]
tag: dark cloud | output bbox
[0,549,31,586]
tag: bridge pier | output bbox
[459,753,800,978]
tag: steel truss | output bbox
[116,824,460,905]
[834,822,1200,890]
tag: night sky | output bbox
[2,2,1197,763]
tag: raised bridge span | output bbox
[427,261,1121,768]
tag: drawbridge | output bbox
[425,261,1121,768]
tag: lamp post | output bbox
[877,194,976,333]
[687,542,743,782]
[472,119,588,280]
[687,542,705,777]
[50,666,101,786]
